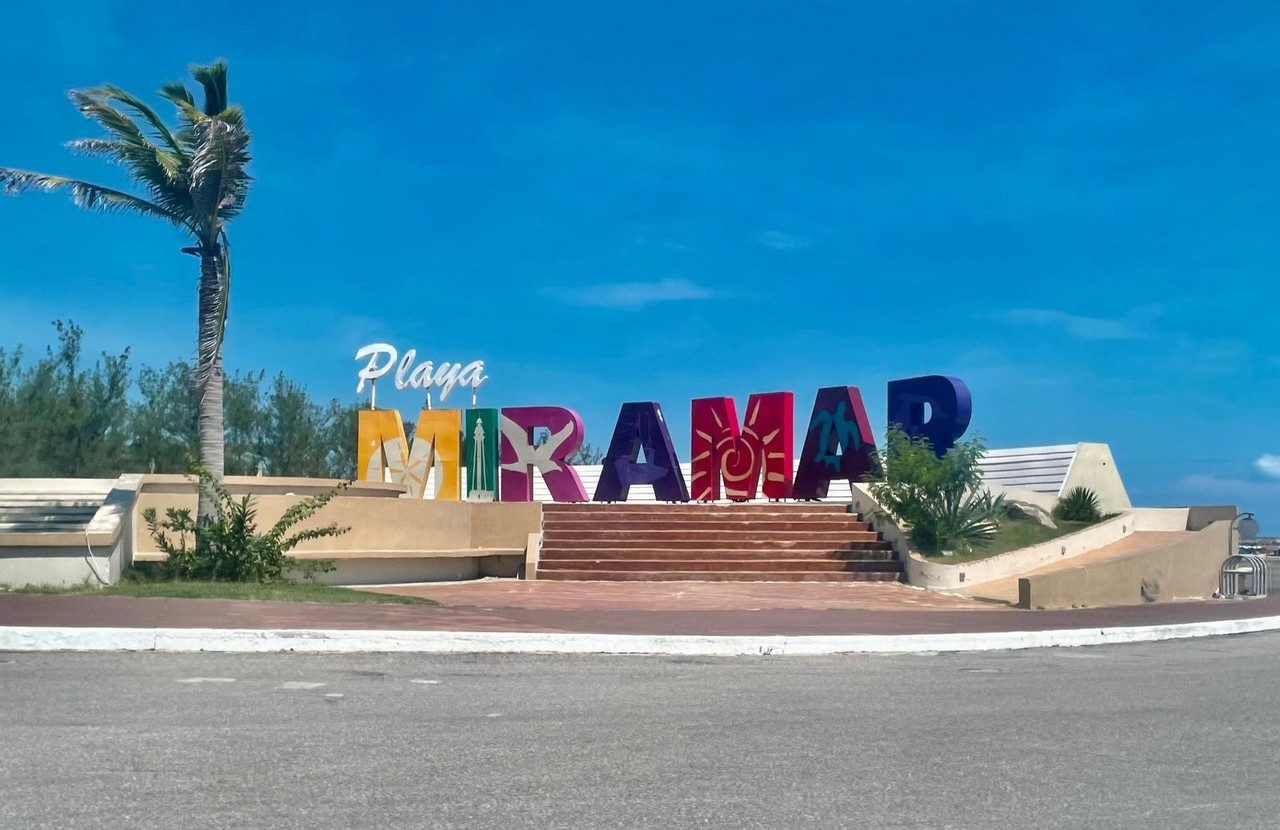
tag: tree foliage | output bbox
[569,442,605,465]
[865,427,1006,557]
[0,322,132,477]
[0,322,359,479]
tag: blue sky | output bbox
[1,1,1277,528]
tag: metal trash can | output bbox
[1219,554,1270,599]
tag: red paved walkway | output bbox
[1,580,1277,637]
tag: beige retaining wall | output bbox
[132,477,541,585]
[904,508,1204,591]
[1018,521,1232,609]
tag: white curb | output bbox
[2,613,1280,655]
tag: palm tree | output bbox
[0,61,251,526]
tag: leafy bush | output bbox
[865,427,1005,557]
[1053,487,1102,524]
[142,469,348,582]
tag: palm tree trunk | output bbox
[196,247,225,526]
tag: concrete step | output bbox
[542,518,873,532]
[0,507,100,518]
[539,547,899,562]
[0,496,108,506]
[537,527,880,548]
[0,522,97,533]
[543,538,893,552]
[0,502,99,514]
[538,500,896,584]
[537,558,904,573]
[535,569,903,583]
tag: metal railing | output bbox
[1219,554,1270,599]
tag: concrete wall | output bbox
[1188,505,1237,532]
[903,508,1197,591]
[133,480,541,585]
[905,513,1138,590]
[0,540,122,588]
[1018,521,1231,609]
[0,476,142,588]
[140,475,405,499]
[849,484,912,561]
[1062,443,1132,514]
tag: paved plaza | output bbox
[2,580,1277,637]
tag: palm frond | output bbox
[0,168,192,231]
[218,229,232,340]
[158,81,195,107]
[156,82,205,150]
[65,91,191,205]
[217,106,246,131]
[66,90,151,150]
[65,137,190,217]
[190,61,229,116]
[89,84,183,155]
[189,118,252,227]
[65,138,124,160]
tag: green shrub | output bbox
[1053,487,1102,524]
[142,469,348,582]
[866,428,1005,557]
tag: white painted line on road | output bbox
[278,681,327,690]
[2,613,1280,655]
[410,679,441,684]
[175,677,236,683]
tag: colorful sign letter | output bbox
[594,402,689,502]
[465,408,500,501]
[357,409,461,500]
[886,375,972,456]
[499,406,589,502]
[358,409,409,486]
[690,392,794,501]
[792,387,878,500]
[414,410,463,500]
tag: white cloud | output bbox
[1180,474,1280,503]
[540,277,721,310]
[757,230,812,251]
[1256,455,1280,479]
[988,305,1163,341]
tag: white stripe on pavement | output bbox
[2,613,1280,655]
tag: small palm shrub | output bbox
[866,428,1005,556]
[142,469,348,582]
[1053,487,1102,524]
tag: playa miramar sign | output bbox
[354,343,972,503]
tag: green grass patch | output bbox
[2,577,438,606]
[927,517,1094,564]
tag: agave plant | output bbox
[866,427,1006,556]
[1054,486,1102,524]
[0,62,251,527]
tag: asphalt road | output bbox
[2,635,1279,829]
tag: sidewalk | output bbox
[2,580,1278,637]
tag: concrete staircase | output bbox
[0,480,116,534]
[537,503,902,582]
